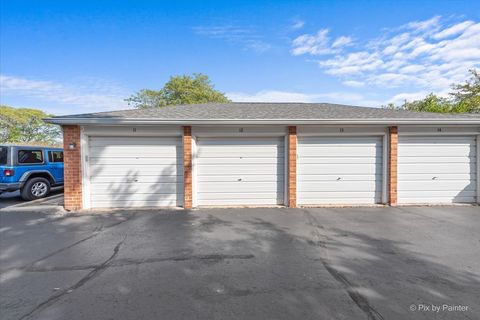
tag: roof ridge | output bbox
[46,102,480,121]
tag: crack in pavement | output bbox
[302,209,384,320]
[18,235,127,320]
[13,254,255,273]
[1,213,136,274]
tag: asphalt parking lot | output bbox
[0,190,64,210]
[0,205,479,320]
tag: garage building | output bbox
[45,103,480,210]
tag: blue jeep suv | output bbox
[0,145,64,200]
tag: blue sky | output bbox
[1,0,479,115]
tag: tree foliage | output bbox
[125,73,230,108]
[383,69,480,113]
[0,105,61,144]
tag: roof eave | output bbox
[44,117,480,125]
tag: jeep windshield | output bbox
[0,146,7,165]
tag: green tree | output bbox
[449,69,480,113]
[382,69,480,113]
[406,94,453,113]
[0,105,61,144]
[126,73,230,108]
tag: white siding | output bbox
[398,136,477,204]
[88,136,183,208]
[298,136,383,205]
[196,137,284,206]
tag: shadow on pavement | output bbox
[0,190,64,210]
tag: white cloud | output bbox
[387,91,431,104]
[193,25,271,53]
[291,16,480,102]
[227,90,382,107]
[291,29,352,56]
[227,90,319,103]
[342,80,365,87]
[433,20,475,39]
[368,73,421,88]
[0,75,128,111]
[291,19,305,30]
[291,29,331,56]
[405,16,441,33]
[332,36,353,48]
[319,51,384,75]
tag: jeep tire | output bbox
[21,177,51,201]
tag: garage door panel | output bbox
[399,146,475,157]
[197,157,283,165]
[399,190,476,199]
[300,137,381,144]
[197,199,283,206]
[90,157,182,165]
[199,192,283,200]
[198,181,284,193]
[399,180,476,191]
[299,157,381,164]
[197,137,284,206]
[88,136,183,208]
[89,137,180,147]
[399,156,475,164]
[198,164,284,175]
[197,147,283,158]
[90,175,181,184]
[400,136,476,144]
[300,192,382,204]
[299,174,381,181]
[198,137,283,145]
[91,182,183,194]
[398,136,477,204]
[399,164,476,175]
[89,164,183,177]
[299,147,381,158]
[89,146,182,157]
[399,163,476,174]
[198,175,284,182]
[397,173,474,181]
[399,197,476,204]
[299,181,381,192]
[90,198,180,208]
[299,163,381,175]
[298,136,383,205]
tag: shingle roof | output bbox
[46,102,480,124]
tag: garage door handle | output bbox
[432,176,438,180]
[238,178,242,181]
[337,177,341,181]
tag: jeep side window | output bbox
[48,151,64,163]
[18,150,44,164]
[0,147,7,165]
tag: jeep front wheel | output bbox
[21,177,51,201]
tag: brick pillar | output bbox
[388,126,398,206]
[62,125,82,210]
[183,126,193,209]
[288,126,297,208]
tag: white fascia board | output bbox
[44,117,480,125]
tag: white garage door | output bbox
[398,136,477,204]
[196,137,285,206]
[298,136,383,205]
[88,136,183,208]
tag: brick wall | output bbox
[389,126,398,205]
[288,126,297,208]
[63,125,82,210]
[183,126,193,209]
